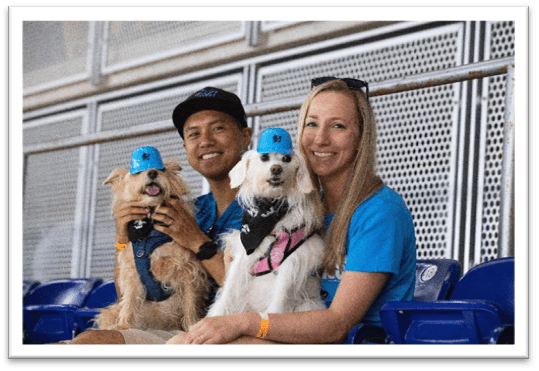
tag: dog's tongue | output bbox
[146,186,160,195]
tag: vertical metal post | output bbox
[70,109,93,278]
[498,64,515,258]
[246,21,261,48]
[88,21,105,86]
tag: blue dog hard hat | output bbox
[130,146,165,174]
[256,128,294,155]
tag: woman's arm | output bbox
[258,271,389,344]
[169,270,389,344]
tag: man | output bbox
[68,87,252,344]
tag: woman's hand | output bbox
[166,314,247,345]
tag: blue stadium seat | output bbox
[348,259,462,344]
[23,281,40,300]
[23,279,102,307]
[23,278,102,344]
[413,259,462,301]
[71,280,118,333]
[380,257,514,344]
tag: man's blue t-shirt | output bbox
[195,192,244,306]
[195,192,243,248]
[320,186,416,327]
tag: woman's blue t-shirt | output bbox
[320,186,416,327]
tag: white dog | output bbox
[206,128,326,316]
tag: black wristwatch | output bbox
[195,240,219,261]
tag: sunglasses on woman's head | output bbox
[311,77,370,102]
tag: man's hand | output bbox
[152,198,209,253]
[113,202,150,244]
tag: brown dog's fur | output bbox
[94,158,210,332]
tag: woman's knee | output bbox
[70,330,125,344]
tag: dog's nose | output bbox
[148,170,158,180]
[271,165,283,176]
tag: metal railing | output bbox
[24,56,515,154]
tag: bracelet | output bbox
[116,242,128,251]
[256,312,269,339]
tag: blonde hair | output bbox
[297,80,383,275]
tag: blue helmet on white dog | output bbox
[256,128,294,155]
[130,146,165,174]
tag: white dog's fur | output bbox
[206,150,326,316]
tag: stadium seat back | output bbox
[23,279,102,307]
[449,257,514,322]
[83,280,118,309]
[23,281,40,299]
[414,259,462,301]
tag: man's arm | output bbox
[153,198,227,286]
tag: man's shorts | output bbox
[119,328,183,344]
[60,329,183,344]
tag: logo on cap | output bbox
[194,89,219,98]
[130,146,165,174]
[257,128,294,155]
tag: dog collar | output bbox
[132,228,174,302]
[251,227,313,276]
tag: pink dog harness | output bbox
[251,227,313,276]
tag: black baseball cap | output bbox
[172,87,248,139]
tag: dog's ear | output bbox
[229,151,252,189]
[294,153,315,194]
[164,158,182,174]
[103,168,128,186]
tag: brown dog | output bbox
[94,157,210,332]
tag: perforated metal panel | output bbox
[23,113,83,146]
[256,24,463,259]
[88,78,243,279]
[23,111,88,281]
[23,21,90,90]
[479,21,515,262]
[103,21,244,73]
[375,85,458,259]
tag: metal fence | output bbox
[22,21,515,281]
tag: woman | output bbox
[168,77,416,345]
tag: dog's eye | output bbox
[282,155,292,163]
[260,153,270,162]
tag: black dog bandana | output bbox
[128,218,174,302]
[240,198,289,255]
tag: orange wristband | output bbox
[256,312,269,339]
[116,242,128,251]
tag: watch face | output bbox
[197,241,218,260]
